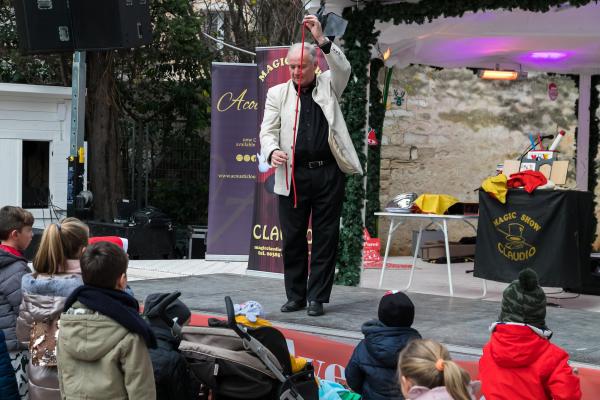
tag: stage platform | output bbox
[130,273,600,367]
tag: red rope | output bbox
[286,22,306,209]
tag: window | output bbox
[22,141,50,209]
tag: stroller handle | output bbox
[224,296,251,340]
[223,296,308,400]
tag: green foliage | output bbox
[117,0,212,130]
[147,131,211,225]
[334,8,378,287]
[115,0,213,224]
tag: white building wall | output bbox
[0,83,73,229]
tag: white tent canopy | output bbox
[374,3,600,74]
[308,1,600,74]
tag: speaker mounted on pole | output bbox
[12,0,74,54]
[69,0,152,51]
[12,0,152,54]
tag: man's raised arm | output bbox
[303,15,351,98]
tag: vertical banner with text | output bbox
[206,63,258,260]
[248,47,328,273]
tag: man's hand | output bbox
[303,15,326,46]
[270,150,288,167]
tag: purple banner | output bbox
[206,63,258,260]
[248,47,328,273]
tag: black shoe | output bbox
[280,300,306,313]
[307,301,324,316]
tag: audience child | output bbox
[398,339,479,400]
[0,330,19,400]
[0,206,33,399]
[479,268,581,400]
[144,292,199,400]
[57,242,156,400]
[346,291,421,400]
[88,235,135,297]
[16,218,88,400]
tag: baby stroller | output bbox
[179,296,319,400]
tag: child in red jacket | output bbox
[479,268,581,400]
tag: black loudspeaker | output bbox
[12,0,74,54]
[565,256,600,296]
[187,225,207,259]
[69,0,152,50]
[87,221,175,260]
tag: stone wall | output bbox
[378,65,581,255]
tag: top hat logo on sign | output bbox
[493,212,541,262]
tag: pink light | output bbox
[530,52,567,60]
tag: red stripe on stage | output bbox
[189,313,600,399]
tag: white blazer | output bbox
[259,42,363,196]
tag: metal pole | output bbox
[67,51,86,217]
[144,124,149,207]
[130,122,136,202]
[576,73,591,191]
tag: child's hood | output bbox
[488,323,550,367]
[407,382,480,400]
[59,307,131,361]
[0,248,26,268]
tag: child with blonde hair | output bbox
[398,339,479,400]
[16,218,88,400]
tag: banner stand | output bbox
[206,62,258,261]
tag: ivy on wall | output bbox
[334,8,377,287]
[337,0,596,286]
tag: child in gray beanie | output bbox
[479,268,580,400]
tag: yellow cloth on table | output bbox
[413,194,460,214]
[235,315,272,328]
[481,174,508,204]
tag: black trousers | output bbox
[278,162,345,303]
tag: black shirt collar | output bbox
[293,78,317,94]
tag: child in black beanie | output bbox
[346,291,421,400]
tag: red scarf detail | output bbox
[0,244,23,257]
